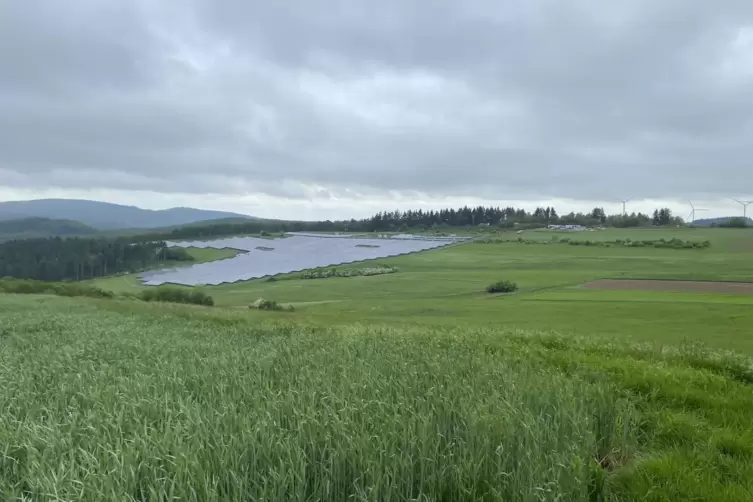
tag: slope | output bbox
[0,199,255,229]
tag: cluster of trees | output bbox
[651,208,681,226]
[719,217,749,228]
[0,237,192,281]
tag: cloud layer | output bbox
[3,0,753,216]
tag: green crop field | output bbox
[4,227,753,500]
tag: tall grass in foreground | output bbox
[0,297,635,501]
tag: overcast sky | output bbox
[2,1,753,220]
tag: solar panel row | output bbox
[140,235,467,286]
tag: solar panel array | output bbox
[140,234,467,286]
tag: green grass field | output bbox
[93,227,753,353]
[4,227,753,500]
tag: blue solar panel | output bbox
[140,234,468,286]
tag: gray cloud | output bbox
[3,0,753,205]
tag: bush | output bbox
[486,280,519,294]
[138,287,214,306]
[249,298,294,312]
[0,278,115,299]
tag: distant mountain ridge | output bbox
[0,199,255,229]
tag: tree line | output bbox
[130,205,683,244]
[0,237,192,281]
[360,206,683,230]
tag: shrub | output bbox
[249,298,293,312]
[138,287,214,306]
[486,280,519,294]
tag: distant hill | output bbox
[692,216,753,227]
[0,199,255,229]
[0,217,98,242]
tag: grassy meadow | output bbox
[94,227,753,352]
[3,226,753,500]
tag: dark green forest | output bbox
[0,217,98,242]
[0,237,192,281]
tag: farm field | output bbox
[5,226,753,499]
[2,294,753,500]
[93,227,753,353]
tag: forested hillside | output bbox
[0,237,192,281]
[0,217,98,242]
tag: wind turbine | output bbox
[688,200,709,224]
[732,199,753,219]
[620,198,631,216]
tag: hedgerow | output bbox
[138,287,215,306]
[477,237,711,249]
[0,278,115,299]
[301,265,399,279]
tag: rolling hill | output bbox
[0,199,255,229]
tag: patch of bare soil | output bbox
[583,279,753,294]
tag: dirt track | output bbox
[583,279,753,295]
